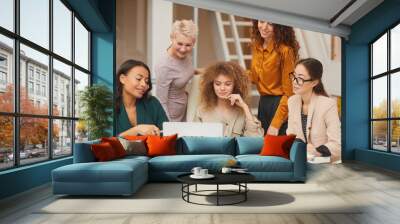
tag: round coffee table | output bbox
[177,172,255,206]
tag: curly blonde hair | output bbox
[200,61,250,110]
[170,19,198,40]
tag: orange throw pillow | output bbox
[91,142,117,161]
[146,134,178,157]
[260,135,296,159]
[101,137,127,158]
[124,135,148,142]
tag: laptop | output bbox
[162,122,224,137]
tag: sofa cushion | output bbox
[177,136,235,155]
[52,158,147,183]
[236,155,293,172]
[148,154,235,172]
[235,137,264,155]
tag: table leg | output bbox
[217,184,219,206]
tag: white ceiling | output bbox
[166,0,384,38]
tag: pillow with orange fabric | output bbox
[91,142,118,161]
[146,134,178,157]
[259,134,296,159]
[101,137,127,158]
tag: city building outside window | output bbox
[0,0,91,170]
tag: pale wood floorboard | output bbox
[1,162,400,224]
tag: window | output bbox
[371,23,400,154]
[0,0,91,170]
[28,81,34,94]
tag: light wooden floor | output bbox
[1,162,400,224]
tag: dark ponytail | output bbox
[296,58,328,97]
[115,59,152,114]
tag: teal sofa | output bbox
[52,136,306,196]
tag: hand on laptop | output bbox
[122,125,161,136]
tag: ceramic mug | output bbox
[200,169,208,176]
[191,167,202,176]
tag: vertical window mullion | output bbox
[387,30,391,152]
[14,0,20,167]
[48,0,53,159]
[71,11,75,155]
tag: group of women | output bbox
[115,19,341,163]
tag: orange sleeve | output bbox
[247,46,259,84]
[270,47,295,129]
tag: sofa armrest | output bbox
[73,140,100,163]
[289,140,307,181]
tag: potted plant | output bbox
[79,84,113,140]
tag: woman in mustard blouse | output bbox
[248,20,299,136]
[116,59,168,137]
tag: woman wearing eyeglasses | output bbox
[286,58,341,163]
[248,20,299,136]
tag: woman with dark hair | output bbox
[287,58,341,163]
[116,59,168,137]
[194,61,264,137]
[249,20,299,136]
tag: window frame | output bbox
[0,0,92,171]
[370,20,400,154]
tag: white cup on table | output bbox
[191,167,202,176]
[199,169,208,176]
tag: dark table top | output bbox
[177,172,255,185]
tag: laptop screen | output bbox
[162,122,224,137]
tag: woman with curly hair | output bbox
[194,61,264,137]
[249,20,300,136]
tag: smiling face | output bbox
[169,33,195,59]
[119,66,150,99]
[213,74,234,99]
[292,64,318,95]
[258,21,274,40]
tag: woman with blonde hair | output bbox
[194,61,264,137]
[249,20,299,136]
[155,19,199,122]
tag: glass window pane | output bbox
[74,18,89,70]
[372,121,388,151]
[392,120,400,153]
[53,0,72,60]
[20,0,49,49]
[53,119,72,158]
[0,0,14,31]
[372,76,387,119]
[372,33,387,76]
[74,69,89,118]
[53,59,72,117]
[75,120,88,143]
[0,116,14,170]
[391,24,400,70]
[391,72,400,118]
[20,117,49,165]
[20,44,49,115]
[0,34,14,113]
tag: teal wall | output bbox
[343,0,400,171]
[0,0,115,200]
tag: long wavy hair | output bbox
[296,58,329,97]
[115,59,152,114]
[200,61,250,110]
[251,20,300,58]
